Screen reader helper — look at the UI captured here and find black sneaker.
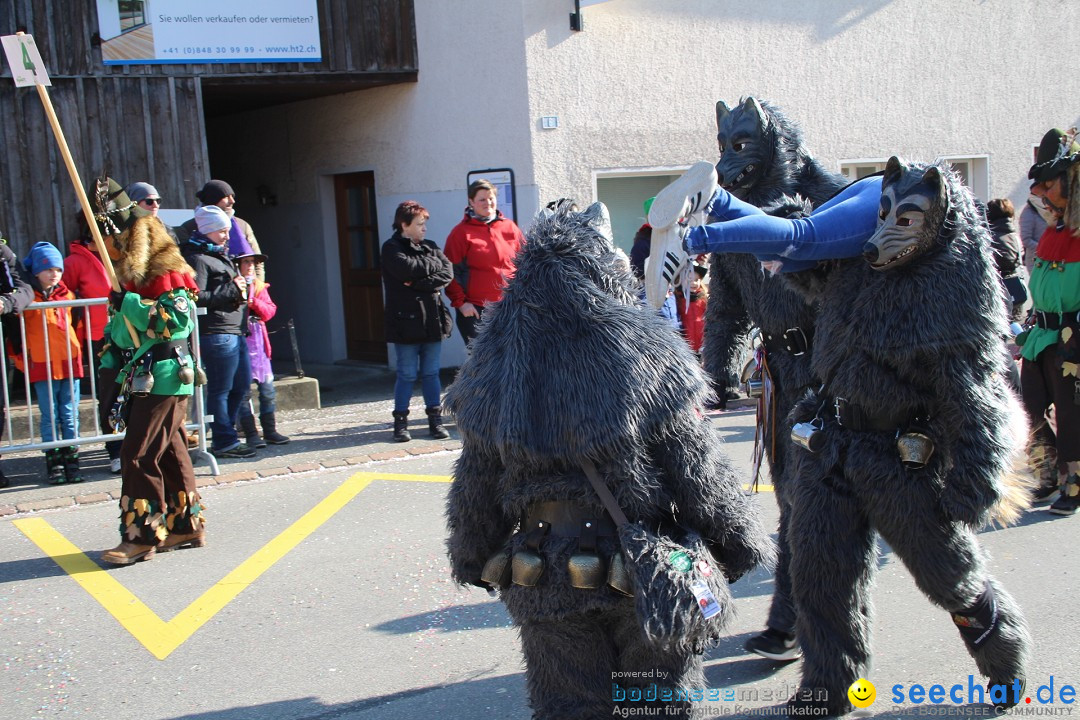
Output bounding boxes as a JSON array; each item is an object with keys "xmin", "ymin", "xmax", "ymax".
[
  {"xmin": 1031, "ymin": 481, "xmax": 1059, "ymax": 504},
  {"xmin": 744, "ymin": 628, "xmax": 802, "ymax": 661},
  {"xmin": 1048, "ymin": 491, "xmax": 1079, "ymax": 516},
  {"xmin": 212, "ymin": 443, "xmax": 256, "ymax": 459}
]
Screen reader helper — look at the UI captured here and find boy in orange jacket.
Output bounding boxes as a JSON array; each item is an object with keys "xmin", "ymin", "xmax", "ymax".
[{"xmin": 14, "ymin": 242, "xmax": 84, "ymax": 484}]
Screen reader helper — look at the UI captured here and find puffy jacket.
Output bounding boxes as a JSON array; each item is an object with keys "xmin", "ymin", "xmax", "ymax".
[
  {"xmin": 180, "ymin": 237, "xmax": 248, "ymax": 336},
  {"xmin": 444, "ymin": 211, "xmax": 523, "ymax": 308},
  {"xmin": 381, "ymin": 231, "xmax": 453, "ymax": 344},
  {"xmin": 13, "ymin": 280, "xmax": 84, "ymax": 382},
  {"xmin": 63, "ymin": 242, "xmax": 111, "ymax": 341}
]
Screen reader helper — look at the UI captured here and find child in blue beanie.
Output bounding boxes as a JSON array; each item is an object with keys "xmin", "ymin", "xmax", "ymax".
[{"xmin": 14, "ymin": 242, "xmax": 85, "ymax": 484}]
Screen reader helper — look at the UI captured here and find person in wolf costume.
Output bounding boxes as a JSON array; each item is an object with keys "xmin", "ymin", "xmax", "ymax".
[
  {"xmin": 652, "ymin": 97, "xmax": 847, "ymax": 662},
  {"xmin": 1020, "ymin": 128, "xmax": 1080, "ymax": 516},
  {"xmin": 95, "ymin": 178, "xmax": 205, "ymax": 565},
  {"xmin": 679, "ymin": 157, "xmax": 1032, "ymax": 715},
  {"xmin": 444, "ymin": 204, "xmax": 774, "ymax": 720}
]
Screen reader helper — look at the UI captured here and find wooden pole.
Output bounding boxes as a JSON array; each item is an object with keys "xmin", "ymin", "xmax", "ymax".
[{"xmin": 17, "ymin": 33, "xmax": 120, "ymax": 293}]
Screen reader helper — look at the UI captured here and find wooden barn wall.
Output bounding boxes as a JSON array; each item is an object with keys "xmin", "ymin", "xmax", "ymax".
[
  {"xmin": 0, "ymin": 77, "xmax": 207, "ymax": 255},
  {"xmin": 0, "ymin": 0, "xmax": 417, "ymax": 255}
]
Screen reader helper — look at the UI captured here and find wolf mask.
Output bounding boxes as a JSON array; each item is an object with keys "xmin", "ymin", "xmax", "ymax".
[{"xmin": 863, "ymin": 156, "xmax": 949, "ymax": 271}]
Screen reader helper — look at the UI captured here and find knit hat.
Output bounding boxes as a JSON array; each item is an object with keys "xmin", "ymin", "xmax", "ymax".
[
  {"xmin": 25, "ymin": 241, "xmax": 64, "ymax": 275},
  {"xmin": 125, "ymin": 182, "xmax": 160, "ymax": 203},
  {"xmin": 195, "ymin": 205, "xmax": 231, "ymax": 234},
  {"xmin": 91, "ymin": 176, "xmax": 135, "ymax": 236},
  {"xmin": 1029, "ymin": 128, "xmax": 1080, "ymax": 186},
  {"xmin": 195, "ymin": 179, "xmax": 235, "ymax": 206}
]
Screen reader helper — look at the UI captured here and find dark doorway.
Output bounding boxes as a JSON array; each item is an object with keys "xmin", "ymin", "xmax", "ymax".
[{"xmin": 333, "ymin": 171, "xmax": 386, "ymax": 362}]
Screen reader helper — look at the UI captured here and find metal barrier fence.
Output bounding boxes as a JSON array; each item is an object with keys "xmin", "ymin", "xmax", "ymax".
[{"xmin": 0, "ymin": 296, "xmax": 218, "ymax": 475}]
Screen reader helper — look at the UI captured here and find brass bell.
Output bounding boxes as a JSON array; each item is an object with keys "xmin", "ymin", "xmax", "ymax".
[
  {"xmin": 511, "ymin": 550, "xmax": 545, "ymax": 587},
  {"xmin": 480, "ymin": 550, "xmax": 511, "ymax": 589},
  {"xmin": 607, "ymin": 551, "xmax": 633, "ymax": 596},
  {"xmin": 567, "ymin": 552, "xmax": 604, "ymax": 589},
  {"xmin": 177, "ymin": 366, "xmax": 195, "ymax": 385},
  {"xmin": 897, "ymin": 431, "xmax": 935, "ymax": 469},
  {"xmin": 194, "ymin": 367, "xmax": 208, "ymax": 386},
  {"xmin": 130, "ymin": 371, "xmax": 155, "ymax": 397}
]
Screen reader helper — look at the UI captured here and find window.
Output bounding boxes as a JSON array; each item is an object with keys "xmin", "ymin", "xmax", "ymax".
[{"xmin": 839, "ymin": 155, "xmax": 989, "ymax": 201}]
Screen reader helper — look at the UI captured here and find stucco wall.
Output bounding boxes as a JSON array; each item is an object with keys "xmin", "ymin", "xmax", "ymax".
[
  {"xmin": 211, "ymin": 0, "xmax": 1080, "ymax": 368},
  {"xmin": 208, "ymin": 0, "xmax": 537, "ymax": 366},
  {"xmin": 523, "ymin": 0, "xmax": 1079, "ymax": 211}
]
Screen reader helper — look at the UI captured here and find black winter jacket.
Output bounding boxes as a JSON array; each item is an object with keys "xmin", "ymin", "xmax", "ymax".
[
  {"xmin": 180, "ymin": 238, "xmax": 248, "ymax": 336},
  {"xmin": 381, "ymin": 232, "xmax": 453, "ymax": 344}
]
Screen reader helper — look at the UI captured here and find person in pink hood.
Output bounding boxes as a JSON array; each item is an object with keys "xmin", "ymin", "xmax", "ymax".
[{"xmin": 234, "ymin": 251, "xmax": 289, "ymax": 446}]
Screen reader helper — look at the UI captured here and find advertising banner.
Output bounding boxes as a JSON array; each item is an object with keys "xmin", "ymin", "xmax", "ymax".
[{"xmin": 99, "ymin": 0, "xmax": 321, "ymax": 65}]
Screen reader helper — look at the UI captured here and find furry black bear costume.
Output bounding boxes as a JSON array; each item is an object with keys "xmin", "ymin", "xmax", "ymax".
[
  {"xmin": 781, "ymin": 158, "xmax": 1031, "ymax": 715},
  {"xmin": 705, "ymin": 97, "xmax": 846, "ymax": 651},
  {"xmin": 445, "ymin": 205, "xmax": 774, "ymax": 720}
]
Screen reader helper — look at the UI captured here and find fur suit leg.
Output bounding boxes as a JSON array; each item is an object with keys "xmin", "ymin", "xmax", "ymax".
[
  {"xmin": 786, "ymin": 467, "xmax": 877, "ymax": 716},
  {"xmin": 519, "ymin": 602, "xmax": 701, "ymax": 720},
  {"xmin": 869, "ymin": 489, "xmax": 1030, "ymax": 697}
]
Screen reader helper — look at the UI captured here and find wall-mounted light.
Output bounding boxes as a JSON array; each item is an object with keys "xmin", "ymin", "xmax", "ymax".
[
  {"xmin": 570, "ymin": 0, "xmax": 584, "ymax": 31},
  {"xmin": 256, "ymin": 184, "xmax": 277, "ymax": 207}
]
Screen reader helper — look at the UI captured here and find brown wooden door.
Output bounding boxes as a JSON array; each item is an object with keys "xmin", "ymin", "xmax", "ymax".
[{"xmin": 333, "ymin": 171, "xmax": 386, "ymax": 362}]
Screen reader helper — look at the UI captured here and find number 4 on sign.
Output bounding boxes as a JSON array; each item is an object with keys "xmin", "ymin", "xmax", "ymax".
[{"xmin": 1, "ymin": 33, "xmax": 51, "ymax": 87}]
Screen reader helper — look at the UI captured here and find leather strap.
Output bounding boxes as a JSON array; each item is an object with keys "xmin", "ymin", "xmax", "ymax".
[{"xmin": 580, "ymin": 458, "xmax": 629, "ymax": 528}]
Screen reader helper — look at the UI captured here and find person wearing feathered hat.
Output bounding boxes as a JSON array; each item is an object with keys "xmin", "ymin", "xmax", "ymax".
[
  {"xmin": 91, "ymin": 177, "xmax": 206, "ymax": 565},
  {"xmin": 1019, "ymin": 129, "xmax": 1080, "ymax": 516}
]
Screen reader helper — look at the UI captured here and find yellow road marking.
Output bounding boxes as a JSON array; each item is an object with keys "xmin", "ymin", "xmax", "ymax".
[
  {"xmin": 13, "ymin": 471, "xmax": 451, "ymax": 660},
  {"xmin": 12, "ymin": 470, "xmax": 767, "ymax": 659}
]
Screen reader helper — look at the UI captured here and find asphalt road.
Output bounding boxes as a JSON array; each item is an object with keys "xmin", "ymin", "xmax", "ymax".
[{"xmin": 1, "ymin": 408, "xmax": 1076, "ymax": 720}]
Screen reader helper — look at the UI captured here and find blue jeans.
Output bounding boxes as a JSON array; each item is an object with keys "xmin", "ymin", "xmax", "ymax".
[
  {"xmin": 34, "ymin": 379, "xmax": 80, "ymax": 443},
  {"xmin": 201, "ymin": 333, "xmax": 251, "ymax": 451},
  {"xmin": 238, "ymin": 378, "xmax": 277, "ymax": 419},
  {"xmin": 394, "ymin": 342, "xmax": 442, "ymax": 411},
  {"xmin": 688, "ymin": 175, "xmax": 883, "ymax": 272}
]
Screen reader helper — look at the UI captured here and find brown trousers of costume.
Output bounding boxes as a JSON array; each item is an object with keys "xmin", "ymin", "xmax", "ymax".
[
  {"xmin": 119, "ymin": 394, "xmax": 196, "ymax": 513},
  {"xmin": 1021, "ymin": 347, "xmax": 1080, "ymax": 467}
]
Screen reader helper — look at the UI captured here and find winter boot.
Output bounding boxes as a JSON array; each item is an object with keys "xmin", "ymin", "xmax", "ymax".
[
  {"xmin": 392, "ymin": 411, "xmax": 411, "ymax": 442},
  {"xmin": 238, "ymin": 412, "xmax": 266, "ymax": 448},
  {"xmin": 425, "ymin": 406, "xmax": 450, "ymax": 440},
  {"xmin": 260, "ymin": 412, "xmax": 290, "ymax": 445},
  {"xmin": 1027, "ymin": 442, "xmax": 1059, "ymax": 503},
  {"xmin": 0, "ymin": 464, "xmax": 8, "ymax": 489},
  {"xmin": 61, "ymin": 446, "xmax": 85, "ymax": 484},
  {"xmin": 45, "ymin": 449, "xmax": 66, "ymax": 485},
  {"xmin": 953, "ymin": 578, "xmax": 1031, "ymax": 709},
  {"xmin": 1048, "ymin": 462, "xmax": 1080, "ymax": 517}
]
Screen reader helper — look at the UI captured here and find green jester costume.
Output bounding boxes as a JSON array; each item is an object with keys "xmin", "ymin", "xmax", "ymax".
[{"xmin": 97, "ymin": 180, "xmax": 206, "ymax": 565}]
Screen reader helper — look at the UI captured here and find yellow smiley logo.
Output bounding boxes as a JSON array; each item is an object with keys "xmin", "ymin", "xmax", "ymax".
[{"xmin": 848, "ymin": 678, "xmax": 876, "ymax": 708}]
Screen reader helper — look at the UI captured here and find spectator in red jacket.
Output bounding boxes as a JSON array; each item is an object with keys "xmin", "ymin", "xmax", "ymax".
[
  {"xmin": 443, "ymin": 179, "xmax": 525, "ymax": 346},
  {"xmin": 675, "ymin": 262, "xmax": 709, "ymax": 359}
]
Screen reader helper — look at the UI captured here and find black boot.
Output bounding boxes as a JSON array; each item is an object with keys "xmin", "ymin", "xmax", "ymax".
[
  {"xmin": 425, "ymin": 406, "xmax": 450, "ymax": 440},
  {"xmin": 0, "ymin": 465, "xmax": 9, "ymax": 489},
  {"xmin": 392, "ymin": 411, "xmax": 411, "ymax": 442},
  {"xmin": 260, "ymin": 412, "xmax": 290, "ymax": 445},
  {"xmin": 45, "ymin": 449, "xmax": 66, "ymax": 485},
  {"xmin": 239, "ymin": 412, "xmax": 267, "ymax": 448},
  {"xmin": 62, "ymin": 447, "xmax": 85, "ymax": 484}
]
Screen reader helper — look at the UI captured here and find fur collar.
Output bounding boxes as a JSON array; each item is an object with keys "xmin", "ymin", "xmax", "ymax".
[{"xmin": 115, "ymin": 216, "xmax": 195, "ymax": 291}]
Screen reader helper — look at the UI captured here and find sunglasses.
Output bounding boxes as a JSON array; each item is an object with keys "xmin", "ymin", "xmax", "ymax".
[{"xmin": 140, "ymin": 198, "xmax": 161, "ymax": 206}]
